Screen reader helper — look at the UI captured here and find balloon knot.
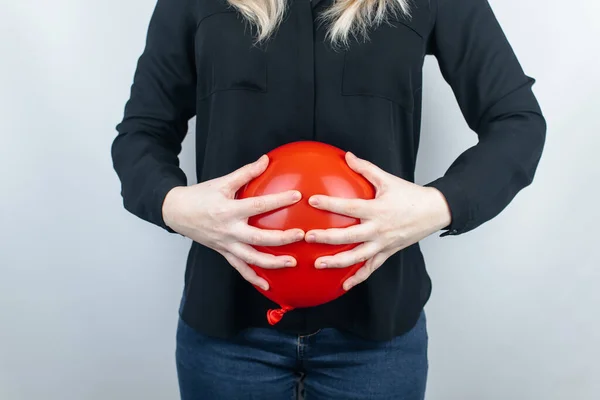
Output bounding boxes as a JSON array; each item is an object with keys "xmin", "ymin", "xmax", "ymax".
[{"xmin": 266, "ymin": 306, "xmax": 293, "ymax": 325}]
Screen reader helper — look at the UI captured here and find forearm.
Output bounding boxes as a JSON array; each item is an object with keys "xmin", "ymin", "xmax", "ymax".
[
  {"xmin": 111, "ymin": 129, "xmax": 188, "ymax": 231},
  {"xmin": 426, "ymin": 104, "xmax": 546, "ymax": 235}
]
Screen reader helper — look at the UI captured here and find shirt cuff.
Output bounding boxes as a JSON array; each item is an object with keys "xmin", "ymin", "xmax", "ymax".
[
  {"xmin": 424, "ymin": 176, "xmax": 473, "ymax": 237},
  {"xmin": 150, "ymin": 175, "xmax": 187, "ymax": 233}
]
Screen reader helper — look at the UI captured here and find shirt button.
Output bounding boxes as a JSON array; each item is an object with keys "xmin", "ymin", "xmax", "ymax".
[{"xmin": 440, "ymin": 229, "xmax": 458, "ymax": 237}]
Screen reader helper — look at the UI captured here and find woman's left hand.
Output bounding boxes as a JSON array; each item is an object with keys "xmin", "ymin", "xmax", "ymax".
[{"xmin": 305, "ymin": 152, "xmax": 452, "ymax": 291}]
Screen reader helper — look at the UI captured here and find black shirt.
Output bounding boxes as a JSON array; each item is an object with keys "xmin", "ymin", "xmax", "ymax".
[{"xmin": 111, "ymin": 0, "xmax": 546, "ymax": 340}]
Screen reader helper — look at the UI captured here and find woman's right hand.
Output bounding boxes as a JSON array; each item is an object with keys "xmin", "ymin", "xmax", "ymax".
[{"xmin": 162, "ymin": 155, "xmax": 304, "ymax": 291}]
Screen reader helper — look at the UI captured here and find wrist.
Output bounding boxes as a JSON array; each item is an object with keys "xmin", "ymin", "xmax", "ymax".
[
  {"xmin": 162, "ymin": 186, "xmax": 186, "ymax": 228},
  {"xmin": 423, "ymin": 186, "xmax": 452, "ymax": 232}
]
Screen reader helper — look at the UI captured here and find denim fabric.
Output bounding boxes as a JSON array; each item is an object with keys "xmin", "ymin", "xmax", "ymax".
[{"xmin": 176, "ymin": 312, "xmax": 428, "ymax": 400}]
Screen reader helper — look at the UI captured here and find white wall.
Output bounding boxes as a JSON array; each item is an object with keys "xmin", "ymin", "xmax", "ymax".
[{"xmin": 1, "ymin": 1, "xmax": 598, "ymax": 399}]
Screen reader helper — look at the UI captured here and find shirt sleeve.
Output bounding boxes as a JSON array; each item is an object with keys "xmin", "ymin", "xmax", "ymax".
[
  {"xmin": 424, "ymin": 0, "xmax": 547, "ymax": 236},
  {"xmin": 111, "ymin": 0, "xmax": 196, "ymax": 232}
]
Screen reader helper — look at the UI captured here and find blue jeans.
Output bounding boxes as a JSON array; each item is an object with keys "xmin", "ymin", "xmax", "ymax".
[{"xmin": 175, "ymin": 312, "xmax": 428, "ymax": 399}]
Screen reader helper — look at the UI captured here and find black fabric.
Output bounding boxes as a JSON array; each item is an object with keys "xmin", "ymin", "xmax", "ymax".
[{"xmin": 112, "ymin": 0, "xmax": 546, "ymax": 340}]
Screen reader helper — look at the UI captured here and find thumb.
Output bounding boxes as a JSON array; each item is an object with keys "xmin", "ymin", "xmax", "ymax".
[
  {"xmin": 345, "ymin": 152, "xmax": 387, "ymax": 190},
  {"xmin": 224, "ymin": 154, "xmax": 269, "ymax": 193}
]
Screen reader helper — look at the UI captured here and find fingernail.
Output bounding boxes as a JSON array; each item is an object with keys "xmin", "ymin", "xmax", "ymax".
[
  {"xmin": 306, "ymin": 234, "xmax": 315, "ymax": 242},
  {"xmin": 285, "ymin": 260, "xmax": 294, "ymax": 267},
  {"xmin": 309, "ymin": 197, "xmax": 319, "ymax": 205},
  {"xmin": 296, "ymin": 231, "xmax": 305, "ymax": 240},
  {"xmin": 292, "ymin": 191, "xmax": 301, "ymax": 200},
  {"xmin": 261, "ymin": 284, "xmax": 269, "ymax": 291},
  {"xmin": 317, "ymin": 262, "xmax": 327, "ymax": 269}
]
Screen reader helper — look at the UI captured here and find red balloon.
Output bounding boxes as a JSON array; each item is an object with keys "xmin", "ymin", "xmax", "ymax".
[{"xmin": 236, "ymin": 141, "xmax": 376, "ymax": 325}]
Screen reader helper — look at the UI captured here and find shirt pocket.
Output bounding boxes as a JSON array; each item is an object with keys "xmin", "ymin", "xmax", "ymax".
[
  {"xmin": 195, "ymin": 11, "xmax": 268, "ymax": 100},
  {"xmin": 341, "ymin": 17, "xmax": 426, "ymax": 112}
]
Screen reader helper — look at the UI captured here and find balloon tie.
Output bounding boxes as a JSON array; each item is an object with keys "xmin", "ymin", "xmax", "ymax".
[{"xmin": 266, "ymin": 306, "xmax": 293, "ymax": 325}]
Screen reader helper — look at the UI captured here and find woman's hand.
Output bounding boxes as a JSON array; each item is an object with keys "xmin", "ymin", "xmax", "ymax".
[
  {"xmin": 305, "ymin": 152, "xmax": 452, "ymax": 291},
  {"xmin": 162, "ymin": 155, "xmax": 305, "ymax": 291}
]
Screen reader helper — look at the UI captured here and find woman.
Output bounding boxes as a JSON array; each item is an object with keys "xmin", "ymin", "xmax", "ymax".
[{"xmin": 111, "ymin": 0, "xmax": 546, "ymax": 398}]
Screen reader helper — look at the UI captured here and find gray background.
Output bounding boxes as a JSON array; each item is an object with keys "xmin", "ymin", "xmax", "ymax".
[{"xmin": 1, "ymin": 0, "xmax": 599, "ymax": 399}]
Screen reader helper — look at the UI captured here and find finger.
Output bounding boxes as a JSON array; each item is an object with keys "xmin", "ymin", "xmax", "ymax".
[
  {"xmin": 315, "ymin": 242, "xmax": 379, "ymax": 269},
  {"xmin": 343, "ymin": 252, "xmax": 389, "ymax": 291},
  {"xmin": 233, "ymin": 190, "xmax": 302, "ymax": 218},
  {"xmin": 230, "ymin": 242, "xmax": 296, "ymax": 269},
  {"xmin": 234, "ymin": 224, "xmax": 305, "ymax": 247},
  {"xmin": 345, "ymin": 152, "xmax": 388, "ymax": 191},
  {"xmin": 308, "ymin": 195, "xmax": 371, "ymax": 218},
  {"xmin": 221, "ymin": 251, "xmax": 269, "ymax": 291},
  {"xmin": 305, "ymin": 223, "xmax": 374, "ymax": 245},
  {"xmin": 223, "ymin": 155, "xmax": 269, "ymax": 193}
]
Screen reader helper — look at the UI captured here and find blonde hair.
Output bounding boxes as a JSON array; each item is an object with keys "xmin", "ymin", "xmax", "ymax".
[{"xmin": 227, "ymin": 0, "xmax": 412, "ymax": 47}]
